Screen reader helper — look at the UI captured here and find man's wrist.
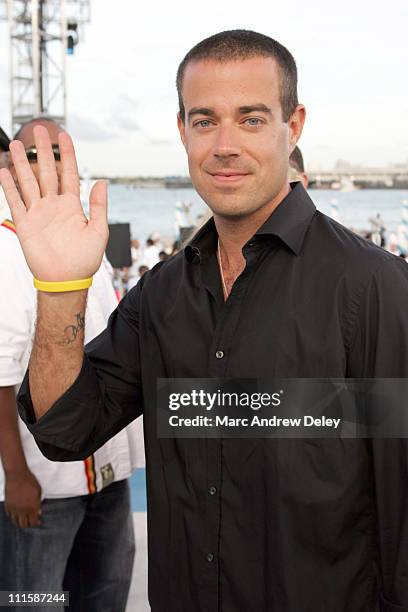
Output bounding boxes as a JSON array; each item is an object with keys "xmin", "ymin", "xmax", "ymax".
[
  {"xmin": 34, "ymin": 277, "xmax": 93, "ymax": 292},
  {"xmin": 4, "ymin": 463, "xmax": 30, "ymax": 478},
  {"xmin": 37, "ymin": 288, "xmax": 88, "ymax": 302}
]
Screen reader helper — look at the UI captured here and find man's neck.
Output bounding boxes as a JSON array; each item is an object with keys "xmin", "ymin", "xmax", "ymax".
[
  {"xmin": 212, "ymin": 182, "xmax": 291, "ymax": 300},
  {"xmin": 214, "ymin": 182, "xmax": 291, "ymax": 268}
]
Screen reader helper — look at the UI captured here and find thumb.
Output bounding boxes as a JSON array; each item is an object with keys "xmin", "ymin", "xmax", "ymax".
[{"xmin": 89, "ymin": 180, "xmax": 108, "ymax": 226}]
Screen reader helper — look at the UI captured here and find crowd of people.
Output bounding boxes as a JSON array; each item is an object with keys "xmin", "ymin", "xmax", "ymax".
[
  {"xmin": 111, "ymin": 146, "xmax": 408, "ymax": 300},
  {"xmin": 113, "ymin": 234, "xmax": 181, "ymax": 296}
]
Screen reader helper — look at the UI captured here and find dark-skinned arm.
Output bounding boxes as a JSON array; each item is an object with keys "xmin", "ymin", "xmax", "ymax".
[{"xmin": 0, "ymin": 386, "xmax": 41, "ymax": 528}]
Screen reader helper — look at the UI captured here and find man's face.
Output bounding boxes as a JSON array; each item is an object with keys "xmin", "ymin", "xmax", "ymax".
[
  {"xmin": 178, "ymin": 57, "xmax": 305, "ymax": 219},
  {"xmin": 9, "ymin": 120, "xmax": 62, "ymax": 191}
]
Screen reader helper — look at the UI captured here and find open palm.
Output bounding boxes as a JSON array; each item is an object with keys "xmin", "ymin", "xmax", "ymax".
[{"xmin": 0, "ymin": 126, "xmax": 108, "ymax": 282}]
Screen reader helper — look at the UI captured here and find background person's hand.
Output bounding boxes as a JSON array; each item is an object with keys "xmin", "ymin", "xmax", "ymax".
[
  {"xmin": 0, "ymin": 125, "xmax": 108, "ymax": 282},
  {"xmin": 4, "ymin": 469, "xmax": 42, "ymax": 529}
]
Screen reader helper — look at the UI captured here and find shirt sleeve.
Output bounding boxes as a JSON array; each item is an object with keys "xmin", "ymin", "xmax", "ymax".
[
  {"xmin": 0, "ymin": 231, "xmax": 35, "ymax": 386},
  {"xmin": 347, "ymin": 256, "xmax": 408, "ymax": 378},
  {"xmin": 348, "ymin": 256, "xmax": 408, "ymax": 609},
  {"xmin": 17, "ymin": 281, "xmax": 144, "ymax": 462}
]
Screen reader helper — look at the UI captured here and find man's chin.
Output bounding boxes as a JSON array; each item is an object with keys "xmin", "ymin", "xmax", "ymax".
[
  {"xmin": 208, "ymin": 202, "xmax": 259, "ymax": 220},
  {"xmin": 193, "ymin": 182, "xmax": 266, "ymax": 219}
]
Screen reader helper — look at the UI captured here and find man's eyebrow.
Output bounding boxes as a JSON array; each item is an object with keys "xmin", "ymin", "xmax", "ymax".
[
  {"xmin": 187, "ymin": 108, "xmax": 216, "ymax": 120},
  {"xmin": 187, "ymin": 104, "xmax": 272, "ymax": 121},
  {"xmin": 238, "ymin": 104, "xmax": 272, "ymax": 114}
]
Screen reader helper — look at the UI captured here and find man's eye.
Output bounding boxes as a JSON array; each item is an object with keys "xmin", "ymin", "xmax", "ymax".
[
  {"xmin": 244, "ymin": 117, "xmax": 263, "ymax": 126},
  {"xmin": 194, "ymin": 120, "xmax": 212, "ymax": 128}
]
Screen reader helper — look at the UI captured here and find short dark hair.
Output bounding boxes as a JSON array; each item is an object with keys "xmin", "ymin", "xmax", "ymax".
[
  {"xmin": 289, "ymin": 146, "xmax": 304, "ymax": 174},
  {"xmin": 176, "ymin": 29, "xmax": 298, "ymax": 123}
]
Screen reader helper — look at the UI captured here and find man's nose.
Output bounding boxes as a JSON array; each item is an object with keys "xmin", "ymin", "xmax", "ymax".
[{"xmin": 212, "ymin": 125, "xmax": 241, "ymax": 159}]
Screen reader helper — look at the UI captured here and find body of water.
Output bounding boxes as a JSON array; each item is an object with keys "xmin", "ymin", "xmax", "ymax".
[{"xmin": 107, "ymin": 185, "xmax": 408, "ymax": 245}]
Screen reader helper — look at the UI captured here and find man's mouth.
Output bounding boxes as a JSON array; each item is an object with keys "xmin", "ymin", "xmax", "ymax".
[{"xmin": 209, "ymin": 171, "xmax": 250, "ymax": 183}]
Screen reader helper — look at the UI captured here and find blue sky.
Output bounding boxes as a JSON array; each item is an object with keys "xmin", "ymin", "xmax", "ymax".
[{"xmin": 1, "ymin": 0, "xmax": 407, "ymax": 176}]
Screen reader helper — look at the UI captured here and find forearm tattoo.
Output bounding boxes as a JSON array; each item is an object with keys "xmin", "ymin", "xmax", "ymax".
[{"xmin": 60, "ymin": 312, "xmax": 85, "ymax": 345}]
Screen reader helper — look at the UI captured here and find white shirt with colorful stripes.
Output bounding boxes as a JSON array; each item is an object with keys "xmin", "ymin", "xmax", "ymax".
[{"xmin": 0, "ymin": 212, "xmax": 145, "ymax": 499}]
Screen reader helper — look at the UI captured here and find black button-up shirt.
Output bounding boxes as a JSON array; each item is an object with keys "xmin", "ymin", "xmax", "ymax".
[{"xmin": 18, "ymin": 183, "xmax": 408, "ymax": 611}]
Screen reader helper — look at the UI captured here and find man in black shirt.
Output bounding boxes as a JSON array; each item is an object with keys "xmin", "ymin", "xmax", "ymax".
[{"xmin": 1, "ymin": 30, "xmax": 408, "ymax": 612}]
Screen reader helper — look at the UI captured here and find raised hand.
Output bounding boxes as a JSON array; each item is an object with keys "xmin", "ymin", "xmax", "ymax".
[{"xmin": 0, "ymin": 125, "xmax": 108, "ymax": 282}]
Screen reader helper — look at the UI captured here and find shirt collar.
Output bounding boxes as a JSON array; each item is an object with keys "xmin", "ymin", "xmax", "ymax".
[
  {"xmin": 254, "ymin": 181, "xmax": 316, "ymax": 255},
  {"xmin": 185, "ymin": 217, "xmax": 217, "ymax": 264},
  {"xmin": 184, "ymin": 181, "xmax": 316, "ymax": 262}
]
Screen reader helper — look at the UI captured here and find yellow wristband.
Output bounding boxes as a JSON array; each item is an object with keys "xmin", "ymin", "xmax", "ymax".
[{"xmin": 33, "ymin": 277, "xmax": 93, "ymax": 292}]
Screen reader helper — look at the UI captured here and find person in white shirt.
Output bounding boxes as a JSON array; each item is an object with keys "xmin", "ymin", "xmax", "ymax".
[
  {"xmin": 130, "ymin": 238, "xmax": 142, "ymax": 267},
  {"xmin": 0, "ymin": 118, "xmax": 143, "ymax": 612},
  {"xmin": 141, "ymin": 237, "xmax": 160, "ymax": 268},
  {"xmin": 0, "ymin": 138, "xmax": 10, "ymax": 221},
  {"xmin": 0, "ymin": 186, "xmax": 9, "ymax": 223},
  {"xmin": 150, "ymin": 231, "xmax": 164, "ymax": 252},
  {"xmin": 127, "ymin": 264, "xmax": 149, "ymax": 291}
]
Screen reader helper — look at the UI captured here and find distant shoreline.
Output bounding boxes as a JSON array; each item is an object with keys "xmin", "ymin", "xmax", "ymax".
[{"xmin": 94, "ymin": 176, "xmax": 408, "ymax": 190}]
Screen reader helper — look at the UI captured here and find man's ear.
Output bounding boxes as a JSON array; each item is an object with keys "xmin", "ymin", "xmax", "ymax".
[
  {"xmin": 288, "ymin": 104, "xmax": 306, "ymax": 151},
  {"xmin": 177, "ymin": 112, "xmax": 187, "ymax": 149}
]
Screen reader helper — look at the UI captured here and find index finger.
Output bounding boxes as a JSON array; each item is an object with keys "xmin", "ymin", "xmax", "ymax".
[{"xmin": 59, "ymin": 131, "xmax": 80, "ymax": 197}]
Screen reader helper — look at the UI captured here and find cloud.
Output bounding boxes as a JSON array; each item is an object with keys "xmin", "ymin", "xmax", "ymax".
[
  {"xmin": 111, "ymin": 112, "xmax": 140, "ymax": 132},
  {"xmin": 109, "ymin": 95, "xmax": 141, "ymax": 133},
  {"xmin": 118, "ymin": 94, "xmax": 140, "ymax": 109},
  {"xmin": 311, "ymin": 145, "xmax": 332, "ymax": 151},
  {"xmin": 68, "ymin": 114, "xmax": 116, "ymax": 141},
  {"xmin": 146, "ymin": 137, "xmax": 175, "ymax": 146}
]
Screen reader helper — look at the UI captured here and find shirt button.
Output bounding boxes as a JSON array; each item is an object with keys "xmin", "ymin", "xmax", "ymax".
[
  {"xmin": 206, "ymin": 552, "xmax": 214, "ymax": 563},
  {"xmin": 215, "ymin": 350, "xmax": 224, "ymax": 359},
  {"xmin": 209, "ymin": 486, "xmax": 217, "ymax": 496}
]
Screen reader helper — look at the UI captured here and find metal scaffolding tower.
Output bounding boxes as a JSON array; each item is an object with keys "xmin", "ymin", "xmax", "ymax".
[{"xmin": 1, "ymin": 0, "xmax": 90, "ymax": 135}]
